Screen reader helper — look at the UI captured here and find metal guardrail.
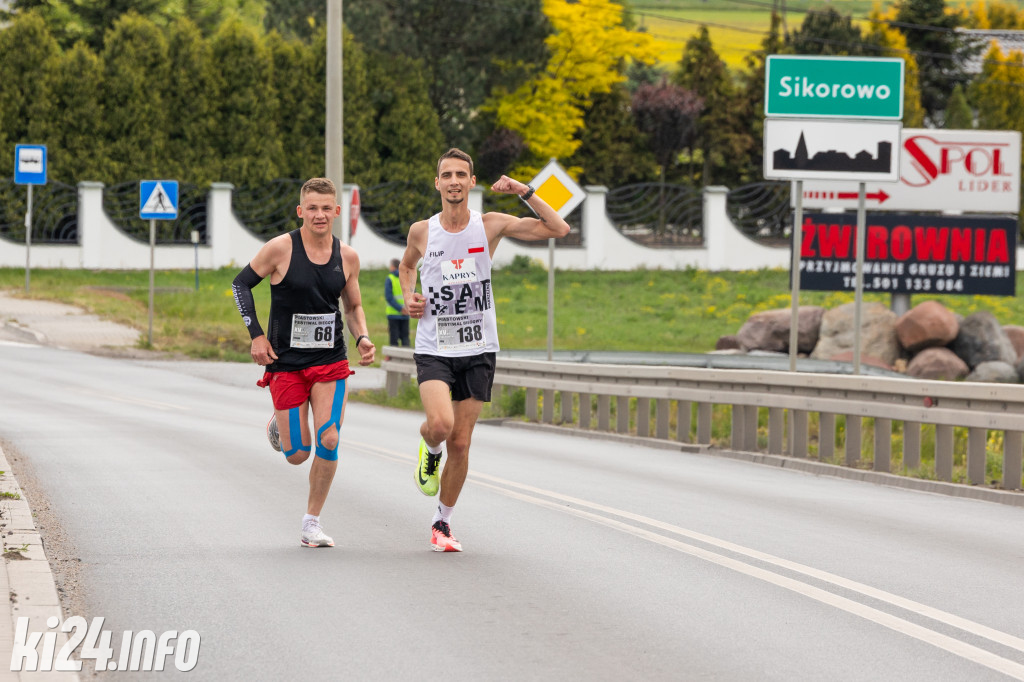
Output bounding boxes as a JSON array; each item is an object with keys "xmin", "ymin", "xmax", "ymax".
[{"xmin": 381, "ymin": 346, "xmax": 1024, "ymax": 493}]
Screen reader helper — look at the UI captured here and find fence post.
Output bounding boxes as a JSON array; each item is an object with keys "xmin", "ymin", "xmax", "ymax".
[
  {"xmin": 703, "ymin": 186, "xmax": 729, "ymax": 270},
  {"xmin": 77, "ymin": 181, "xmax": 105, "ymax": 268},
  {"xmin": 208, "ymin": 182, "xmax": 235, "ymax": 268},
  {"xmin": 583, "ymin": 185, "xmax": 607, "ymax": 270}
]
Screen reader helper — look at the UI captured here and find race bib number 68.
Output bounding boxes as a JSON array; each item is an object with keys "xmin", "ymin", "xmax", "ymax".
[{"xmin": 291, "ymin": 313, "xmax": 335, "ymax": 349}]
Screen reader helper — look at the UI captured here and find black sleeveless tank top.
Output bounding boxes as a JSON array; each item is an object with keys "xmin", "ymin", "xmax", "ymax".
[{"xmin": 266, "ymin": 230, "xmax": 348, "ymax": 372}]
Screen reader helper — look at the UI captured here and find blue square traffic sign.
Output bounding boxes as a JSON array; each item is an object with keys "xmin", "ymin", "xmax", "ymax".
[
  {"xmin": 14, "ymin": 145, "xmax": 47, "ymax": 185},
  {"xmin": 139, "ymin": 180, "xmax": 179, "ymax": 220}
]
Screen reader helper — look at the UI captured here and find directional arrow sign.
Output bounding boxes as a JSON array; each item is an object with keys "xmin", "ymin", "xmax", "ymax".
[
  {"xmin": 794, "ymin": 128, "xmax": 1021, "ymax": 212},
  {"xmin": 809, "ymin": 189, "xmax": 892, "ymax": 204}
]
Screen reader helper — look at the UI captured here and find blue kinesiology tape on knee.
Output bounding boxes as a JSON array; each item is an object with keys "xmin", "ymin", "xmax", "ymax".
[
  {"xmin": 283, "ymin": 407, "xmax": 310, "ymax": 457},
  {"xmin": 315, "ymin": 379, "xmax": 346, "ymax": 461}
]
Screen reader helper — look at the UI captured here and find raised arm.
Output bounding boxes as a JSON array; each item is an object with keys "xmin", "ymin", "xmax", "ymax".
[{"xmin": 487, "ymin": 175, "xmax": 571, "ymax": 242}]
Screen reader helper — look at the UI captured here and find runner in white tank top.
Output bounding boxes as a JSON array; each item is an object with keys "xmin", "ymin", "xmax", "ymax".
[
  {"xmin": 398, "ymin": 148, "xmax": 571, "ymax": 552},
  {"xmin": 415, "ymin": 210, "xmax": 500, "ymax": 357}
]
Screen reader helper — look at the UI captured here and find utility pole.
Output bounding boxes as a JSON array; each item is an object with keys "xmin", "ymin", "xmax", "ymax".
[{"xmin": 326, "ymin": 0, "xmax": 345, "ymax": 241}]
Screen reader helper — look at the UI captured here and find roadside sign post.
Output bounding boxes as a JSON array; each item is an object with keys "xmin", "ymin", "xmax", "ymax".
[
  {"xmin": 350, "ymin": 187, "xmax": 360, "ymax": 239},
  {"xmin": 191, "ymin": 230, "xmax": 200, "ymax": 291},
  {"xmin": 14, "ymin": 144, "xmax": 48, "ymax": 292},
  {"xmin": 139, "ymin": 180, "xmax": 179, "ymax": 346},
  {"xmin": 764, "ymin": 56, "xmax": 903, "ymax": 375},
  {"xmin": 854, "ymin": 184, "xmax": 868, "ymax": 375},
  {"xmin": 528, "ymin": 159, "xmax": 586, "ymax": 361},
  {"xmin": 788, "ymin": 180, "xmax": 803, "ymax": 372}
]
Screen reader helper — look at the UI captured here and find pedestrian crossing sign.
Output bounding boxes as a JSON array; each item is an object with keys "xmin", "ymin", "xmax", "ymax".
[
  {"xmin": 139, "ymin": 180, "xmax": 179, "ymax": 220},
  {"xmin": 528, "ymin": 159, "xmax": 585, "ymax": 219}
]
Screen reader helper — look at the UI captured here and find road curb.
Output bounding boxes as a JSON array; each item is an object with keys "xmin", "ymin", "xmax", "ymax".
[
  {"xmin": 0, "ymin": 444, "xmax": 79, "ymax": 681},
  {"xmin": 492, "ymin": 419, "xmax": 1024, "ymax": 509}
]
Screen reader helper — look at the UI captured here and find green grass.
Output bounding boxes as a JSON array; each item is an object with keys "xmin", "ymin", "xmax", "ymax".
[{"xmin": 5, "ymin": 263, "xmax": 1024, "ymax": 361}]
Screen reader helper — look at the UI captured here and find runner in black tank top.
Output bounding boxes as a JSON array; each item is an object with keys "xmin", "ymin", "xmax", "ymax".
[
  {"xmin": 231, "ymin": 178, "xmax": 376, "ymax": 549},
  {"xmin": 266, "ymin": 230, "xmax": 348, "ymax": 373}
]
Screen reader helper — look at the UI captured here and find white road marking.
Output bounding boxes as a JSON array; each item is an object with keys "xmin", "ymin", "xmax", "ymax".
[
  {"xmin": 355, "ymin": 440, "xmax": 1024, "ymax": 679},
  {"xmin": 70, "ymin": 387, "xmax": 189, "ymax": 412}
]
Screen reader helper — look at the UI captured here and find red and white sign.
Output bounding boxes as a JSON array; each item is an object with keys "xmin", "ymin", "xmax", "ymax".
[
  {"xmin": 794, "ymin": 128, "xmax": 1021, "ymax": 212},
  {"xmin": 350, "ymin": 187, "xmax": 360, "ymax": 237}
]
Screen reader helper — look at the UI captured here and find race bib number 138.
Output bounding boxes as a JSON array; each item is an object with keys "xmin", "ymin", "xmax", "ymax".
[{"xmin": 436, "ymin": 313, "xmax": 485, "ymax": 352}]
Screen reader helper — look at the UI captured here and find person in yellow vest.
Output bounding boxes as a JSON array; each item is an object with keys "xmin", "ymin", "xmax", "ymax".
[{"xmin": 385, "ymin": 258, "xmax": 410, "ymax": 347}]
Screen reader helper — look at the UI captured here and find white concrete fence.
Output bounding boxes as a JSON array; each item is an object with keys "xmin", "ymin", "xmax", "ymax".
[{"xmin": 0, "ymin": 182, "xmax": 794, "ymax": 271}]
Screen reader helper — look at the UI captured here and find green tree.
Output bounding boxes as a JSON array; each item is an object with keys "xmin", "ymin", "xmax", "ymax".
[
  {"xmin": 632, "ymin": 80, "xmax": 703, "ymax": 185},
  {"xmin": 734, "ymin": 13, "xmax": 787, "ymax": 185},
  {"xmin": 863, "ymin": 7, "xmax": 926, "ymax": 128},
  {"xmin": 490, "ymin": 0, "xmax": 659, "ymax": 178},
  {"xmin": 370, "ymin": 54, "xmax": 443, "ymax": 183},
  {"xmin": 569, "ymin": 85, "xmax": 657, "ymax": 187},
  {"xmin": 0, "ymin": 11, "xmax": 60, "ymax": 166},
  {"xmin": 893, "ymin": 0, "xmax": 976, "ymax": 125},
  {"xmin": 344, "ymin": 0, "xmax": 549, "ymax": 152},
  {"xmin": 263, "ymin": 0, "xmax": 324, "ymax": 41},
  {"xmin": 336, "ymin": 27, "xmax": 381, "ymax": 188},
  {"xmin": 675, "ymin": 26, "xmax": 753, "ymax": 187},
  {"xmin": 786, "ymin": 7, "xmax": 865, "ymax": 56},
  {"xmin": 267, "ymin": 31, "xmax": 320, "ymax": 180},
  {"xmin": 100, "ymin": 13, "xmax": 170, "ymax": 181},
  {"xmin": 0, "ymin": 0, "xmax": 92, "ymax": 48},
  {"xmin": 164, "ymin": 17, "xmax": 220, "ymax": 184},
  {"xmin": 49, "ymin": 41, "xmax": 110, "ymax": 182},
  {"xmin": 209, "ymin": 20, "xmax": 284, "ymax": 186},
  {"xmin": 973, "ymin": 44, "xmax": 1024, "ymax": 132},
  {"xmin": 944, "ymin": 83, "xmax": 974, "ymax": 128}
]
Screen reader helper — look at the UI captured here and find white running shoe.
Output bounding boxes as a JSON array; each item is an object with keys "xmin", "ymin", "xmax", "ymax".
[
  {"xmin": 267, "ymin": 415, "xmax": 281, "ymax": 452},
  {"xmin": 301, "ymin": 520, "xmax": 334, "ymax": 548}
]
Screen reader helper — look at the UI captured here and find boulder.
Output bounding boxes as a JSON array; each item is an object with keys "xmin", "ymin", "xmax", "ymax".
[
  {"xmin": 895, "ymin": 301, "xmax": 958, "ymax": 353},
  {"xmin": 736, "ymin": 306, "xmax": 824, "ymax": 354},
  {"xmin": 811, "ymin": 302, "xmax": 900, "ymax": 366},
  {"xmin": 951, "ymin": 311, "xmax": 1017, "ymax": 369},
  {"xmin": 715, "ymin": 335, "xmax": 742, "ymax": 351},
  {"xmin": 906, "ymin": 347, "xmax": 969, "ymax": 381},
  {"xmin": 966, "ymin": 361, "xmax": 1019, "ymax": 384},
  {"xmin": 1004, "ymin": 325, "xmax": 1024, "ymax": 362}
]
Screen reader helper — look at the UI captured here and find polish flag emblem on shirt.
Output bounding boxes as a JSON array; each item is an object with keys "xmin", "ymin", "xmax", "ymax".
[{"xmin": 468, "ymin": 243, "xmax": 485, "ymax": 254}]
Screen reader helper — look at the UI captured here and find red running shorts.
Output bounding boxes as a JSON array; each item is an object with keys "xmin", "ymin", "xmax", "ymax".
[{"xmin": 257, "ymin": 360, "xmax": 353, "ymax": 410}]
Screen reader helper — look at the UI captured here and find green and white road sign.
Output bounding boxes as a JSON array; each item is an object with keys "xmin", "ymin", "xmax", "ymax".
[{"xmin": 765, "ymin": 55, "xmax": 904, "ymax": 120}]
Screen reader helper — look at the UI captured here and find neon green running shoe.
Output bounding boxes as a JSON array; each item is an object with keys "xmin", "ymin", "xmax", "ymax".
[{"xmin": 415, "ymin": 438, "xmax": 441, "ymax": 496}]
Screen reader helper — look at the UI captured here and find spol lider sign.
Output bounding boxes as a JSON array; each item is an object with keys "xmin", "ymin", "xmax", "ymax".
[
  {"xmin": 765, "ymin": 55, "xmax": 904, "ymax": 120},
  {"xmin": 796, "ymin": 212, "xmax": 1017, "ymax": 296}
]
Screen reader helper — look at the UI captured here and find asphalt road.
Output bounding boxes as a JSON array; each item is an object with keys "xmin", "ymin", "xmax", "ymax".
[{"xmin": 2, "ymin": 341, "xmax": 1024, "ymax": 681}]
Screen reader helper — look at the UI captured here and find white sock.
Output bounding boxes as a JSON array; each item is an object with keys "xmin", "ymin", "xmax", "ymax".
[
  {"xmin": 432, "ymin": 503, "xmax": 454, "ymax": 525},
  {"xmin": 427, "ymin": 442, "xmax": 443, "ymax": 455},
  {"xmin": 302, "ymin": 514, "xmax": 318, "ymax": 528}
]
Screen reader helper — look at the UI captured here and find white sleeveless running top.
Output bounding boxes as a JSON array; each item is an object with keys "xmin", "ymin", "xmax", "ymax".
[{"xmin": 414, "ymin": 210, "xmax": 500, "ymax": 356}]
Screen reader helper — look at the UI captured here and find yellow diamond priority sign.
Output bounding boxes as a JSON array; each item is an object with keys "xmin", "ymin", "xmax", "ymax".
[{"xmin": 529, "ymin": 159, "xmax": 585, "ymax": 219}]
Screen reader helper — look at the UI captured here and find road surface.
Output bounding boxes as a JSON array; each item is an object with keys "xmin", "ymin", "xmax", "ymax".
[{"xmin": 1, "ymin": 341, "xmax": 1023, "ymax": 681}]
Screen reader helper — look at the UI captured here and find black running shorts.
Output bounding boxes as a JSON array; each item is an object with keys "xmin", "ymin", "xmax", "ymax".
[{"xmin": 414, "ymin": 352, "xmax": 497, "ymax": 402}]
